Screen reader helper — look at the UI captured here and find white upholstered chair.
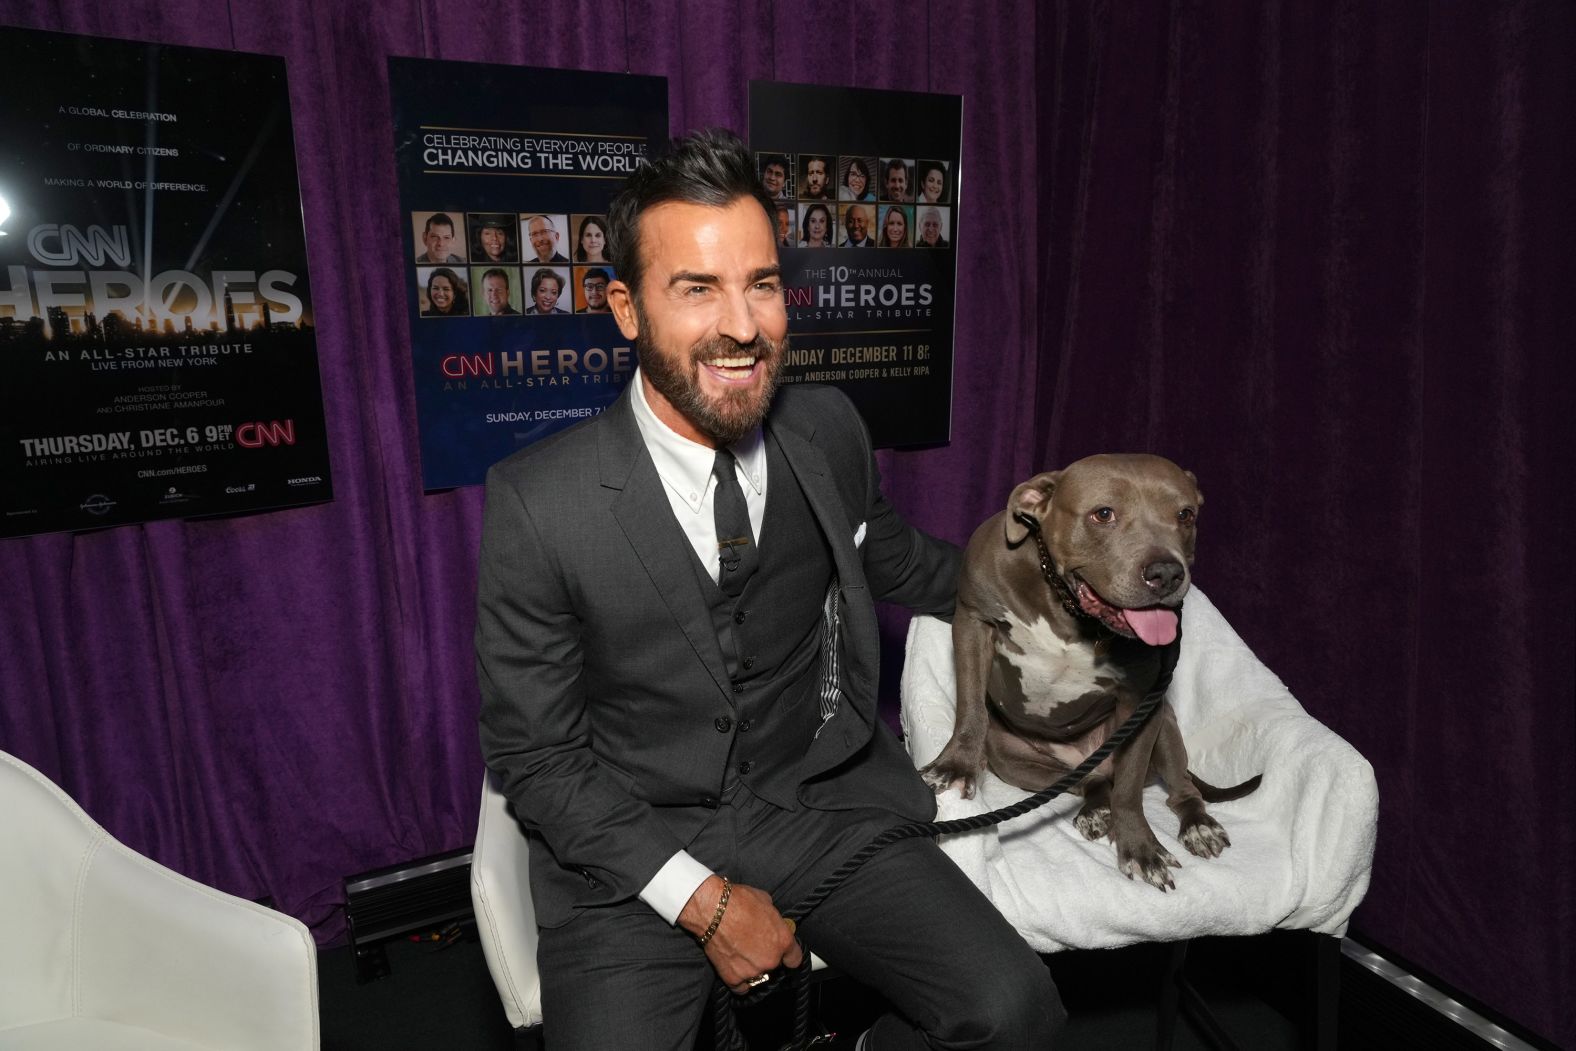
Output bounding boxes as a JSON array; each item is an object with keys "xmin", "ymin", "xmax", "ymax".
[
  {"xmin": 470, "ymin": 767, "xmax": 830, "ymax": 1035},
  {"xmin": 901, "ymin": 588, "xmax": 1378, "ymax": 1048},
  {"xmin": 470, "ymin": 768, "xmax": 545, "ymax": 1031},
  {"xmin": 0, "ymin": 748, "xmax": 319, "ymax": 1051}
]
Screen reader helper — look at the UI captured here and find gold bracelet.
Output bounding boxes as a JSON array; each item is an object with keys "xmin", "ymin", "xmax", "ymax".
[{"xmin": 697, "ymin": 877, "xmax": 732, "ymax": 947}]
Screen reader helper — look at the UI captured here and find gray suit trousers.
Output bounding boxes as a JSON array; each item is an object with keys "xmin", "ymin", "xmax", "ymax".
[{"xmin": 536, "ymin": 788, "xmax": 1064, "ymax": 1050}]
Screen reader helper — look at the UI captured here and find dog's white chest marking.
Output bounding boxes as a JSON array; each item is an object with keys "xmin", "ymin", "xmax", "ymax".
[{"xmin": 994, "ymin": 611, "xmax": 1107, "ymax": 718}]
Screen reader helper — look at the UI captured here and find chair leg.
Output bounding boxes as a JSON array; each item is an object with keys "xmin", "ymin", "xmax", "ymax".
[
  {"xmin": 1155, "ymin": 940, "xmax": 1188, "ymax": 1051},
  {"xmin": 1302, "ymin": 933, "xmax": 1340, "ymax": 1051}
]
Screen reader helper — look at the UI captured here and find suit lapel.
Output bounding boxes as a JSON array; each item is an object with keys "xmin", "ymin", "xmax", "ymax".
[
  {"xmin": 767, "ymin": 414, "xmax": 879, "ymax": 743},
  {"xmin": 600, "ymin": 391, "xmax": 733, "ymax": 704}
]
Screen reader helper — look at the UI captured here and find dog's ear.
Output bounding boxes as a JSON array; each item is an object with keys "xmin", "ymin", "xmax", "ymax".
[
  {"xmin": 1004, "ymin": 472, "xmax": 1060, "ymax": 544},
  {"xmin": 1184, "ymin": 469, "xmax": 1204, "ymax": 509}
]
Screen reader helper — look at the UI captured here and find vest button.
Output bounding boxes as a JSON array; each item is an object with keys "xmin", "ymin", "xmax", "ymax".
[
  {"xmin": 701, "ymin": 795, "xmax": 719, "ymax": 809},
  {"xmin": 742, "ymin": 656, "xmax": 755, "ymax": 670},
  {"xmin": 738, "ymin": 718, "xmax": 753, "ymax": 733},
  {"xmin": 731, "ymin": 681, "xmax": 744, "ymax": 694},
  {"xmin": 714, "ymin": 716, "xmax": 733, "ymax": 733},
  {"xmin": 733, "ymin": 609, "xmax": 748, "ymax": 624},
  {"xmin": 737, "ymin": 760, "xmax": 753, "ymax": 775}
]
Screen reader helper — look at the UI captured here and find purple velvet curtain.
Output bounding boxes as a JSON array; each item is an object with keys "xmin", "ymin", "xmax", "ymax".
[{"xmin": 0, "ymin": 1, "xmax": 1569, "ymax": 1045}]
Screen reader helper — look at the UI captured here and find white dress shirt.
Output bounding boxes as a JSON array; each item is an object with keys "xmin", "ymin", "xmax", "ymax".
[{"xmin": 629, "ymin": 371, "xmax": 768, "ymax": 924}]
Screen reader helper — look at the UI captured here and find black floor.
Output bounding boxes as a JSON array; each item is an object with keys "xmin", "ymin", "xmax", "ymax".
[{"xmin": 318, "ymin": 927, "xmax": 1376, "ymax": 1050}]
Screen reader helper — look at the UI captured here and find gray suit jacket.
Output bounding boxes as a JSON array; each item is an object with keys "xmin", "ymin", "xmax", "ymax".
[{"xmin": 476, "ymin": 382, "xmax": 959, "ymax": 925}]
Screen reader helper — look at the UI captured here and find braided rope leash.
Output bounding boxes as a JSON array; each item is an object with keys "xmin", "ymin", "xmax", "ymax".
[{"xmin": 713, "ymin": 512, "xmax": 1178, "ymax": 1050}]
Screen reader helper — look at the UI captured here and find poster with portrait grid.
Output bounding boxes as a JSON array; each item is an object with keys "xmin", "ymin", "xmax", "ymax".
[
  {"xmin": 748, "ymin": 81, "xmax": 962, "ymax": 447},
  {"xmin": 388, "ymin": 57, "xmax": 668, "ymax": 490}
]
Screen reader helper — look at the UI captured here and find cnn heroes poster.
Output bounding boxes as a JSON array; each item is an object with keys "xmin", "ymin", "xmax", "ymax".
[
  {"xmin": 748, "ymin": 81, "xmax": 962, "ymax": 447},
  {"xmin": 0, "ymin": 27, "xmax": 332, "ymax": 539},
  {"xmin": 388, "ymin": 57, "xmax": 667, "ymax": 490}
]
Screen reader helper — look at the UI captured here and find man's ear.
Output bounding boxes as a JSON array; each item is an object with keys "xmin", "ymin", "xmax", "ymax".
[
  {"xmin": 1004, "ymin": 472, "xmax": 1060, "ymax": 544},
  {"xmin": 608, "ymin": 281, "xmax": 640, "ymax": 340}
]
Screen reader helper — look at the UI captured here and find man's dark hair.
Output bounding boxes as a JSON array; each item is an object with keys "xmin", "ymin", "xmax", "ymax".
[
  {"xmin": 886, "ymin": 157, "xmax": 908, "ymax": 177},
  {"xmin": 482, "ymin": 267, "xmax": 510, "ymax": 284},
  {"xmin": 529, "ymin": 268, "xmax": 561, "ymax": 296},
  {"xmin": 424, "ymin": 212, "xmax": 455, "ymax": 234},
  {"xmin": 607, "ymin": 129, "xmax": 775, "ymax": 299},
  {"xmin": 760, "ymin": 153, "xmax": 789, "ymax": 173},
  {"xmin": 583, "ymin": 267, "xmax": 611, "ymax": 284}
]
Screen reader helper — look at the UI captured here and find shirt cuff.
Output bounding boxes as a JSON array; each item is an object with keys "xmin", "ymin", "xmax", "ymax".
[{"xmin": 639, "ymin": 850, "xmax": 714, "ymax": 926}]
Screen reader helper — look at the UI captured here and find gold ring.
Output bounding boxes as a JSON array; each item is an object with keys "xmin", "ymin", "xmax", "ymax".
[
  {"xmin": 784, "ymin": 918, "xmax": 796, "ymax": 935},
  {"xmin": 744, "ymin": 973, "xmax": 770, "ymax": 988}
]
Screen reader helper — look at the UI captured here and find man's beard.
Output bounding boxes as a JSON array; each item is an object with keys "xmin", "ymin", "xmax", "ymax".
[{"xmin": 637, "ymin": 325, "xmax": 788, "ymax": 447}]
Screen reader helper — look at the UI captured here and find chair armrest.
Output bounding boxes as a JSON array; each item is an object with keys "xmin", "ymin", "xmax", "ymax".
[{"xmin": 75, "ymin": 841, "xmax": 318, "ymax": 1050}]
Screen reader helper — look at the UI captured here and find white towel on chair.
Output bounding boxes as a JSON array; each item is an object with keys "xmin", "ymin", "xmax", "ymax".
[{"xmin": 900, "ymin": 587, "xmax": 1377, "ymax": 953}]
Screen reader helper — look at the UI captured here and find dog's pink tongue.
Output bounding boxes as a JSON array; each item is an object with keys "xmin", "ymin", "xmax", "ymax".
[{"xmin": 1123, "ymin": 608, "xmax": 1179, "ymax": 646}]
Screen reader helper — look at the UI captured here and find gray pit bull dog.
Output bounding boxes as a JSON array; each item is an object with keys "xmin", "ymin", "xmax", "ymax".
[{"xmin": 920, "ymin": 454, "xmax": 1260, "ymax": 890}]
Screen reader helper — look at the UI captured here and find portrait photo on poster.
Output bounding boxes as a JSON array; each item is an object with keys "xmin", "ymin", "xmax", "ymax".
[
  {"xmin": 418, "ymin": 266, "xmax": 472, "ymax": 316},
  {"xmin": 469, "ymin": 212, "xmax": 520, "ymax": 264},
  {"xmin": 413, "ymin": 210, "xmax": 468, "ymax": 263}
]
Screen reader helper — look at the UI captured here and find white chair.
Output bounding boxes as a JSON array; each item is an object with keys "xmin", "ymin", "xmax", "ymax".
[
  {"xmin": 0, "ymin": 749, "xmax": 319, "ymax": 1050},
  {"xmin": 470, "ymin": 768, "xmax": 831, "ymax": 1035},
  {"xmin": 902, "ymin": 588, "xmax": 1376, "ymax": 950},
  {"xmin": 470, "ymin": 768, "xmax": 544, "ymax": 1032},
  {"xmin": 901, "ymin": 588, "xmax": 1377, "ymax": 1047}
]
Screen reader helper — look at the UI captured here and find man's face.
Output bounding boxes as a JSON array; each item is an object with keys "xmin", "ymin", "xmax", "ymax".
[
  {"xmin": 528, "ymin": 217, "xmax": 558, "ymax": 261},
  {"xmin": 776, "ymin": 208, "xmax": 791, "ymax": 243},
  {"xmin": 480, "ymin": 226, "xmax": 506, "ymax": 260},
  {"xmin": 422, "ymin": 221, "xmax": 455, "ymax": 259},
  {"xmin": 611, "ymin": 198, "xmax": 788, "ymax": 447},
  {"xmin": 483, "ymin": 274, "xmax": 510, "ymax": 313},
  {"xmin": 845, "ymin": 207, "xmax": 869, "ymax": 243},
  {"xmin": 886, "ymin": 163, "xmax": 908, "ymax": 201},
  {"xmin": 805, "ymin": 159, "xmax": 827, "ymax": 196},
  {"xmin": 534, "ymin": 276, "xmax": 562, "ymax": 313},
  {"xmin": 920, "ymin": 210, "xmax": 941, "ymax": 244},
  {"xmin": 762, "ymin": 162, "xmax": 786, "ymax": 195},
  {"xmin": 583, "ymin": 276, "xmax": 608, "ymax": 310}
]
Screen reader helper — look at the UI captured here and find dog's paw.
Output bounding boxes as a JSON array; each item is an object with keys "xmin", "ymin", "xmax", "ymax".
[
  {"xmin": 1074, "ymin": 804, "xmax": 1112, "ymax": 841},
  {"xmin": 1179, "ymin": 815, "xmax": 1231, "ymax": 859},
  {"xmin": 1116, "ymin": 836, "xmax": 1181, "ymax": 891},
  {"xmin": 918, "ymin": 759, "xmax": 978, "ymax": 799}
]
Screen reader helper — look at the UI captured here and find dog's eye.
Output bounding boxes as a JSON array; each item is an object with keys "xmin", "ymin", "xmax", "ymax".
[
  {"xmin": 1177, "ymin": 508, "xmax": 1196, "ymax": 525},
  {"xmin": 1089, "ymin": 507, "xmax": 1115, "ymax": 524}
]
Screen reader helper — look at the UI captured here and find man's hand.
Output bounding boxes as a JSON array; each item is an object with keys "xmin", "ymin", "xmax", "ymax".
[{"xmin": 678, "ymin": 874, "xmax": 803, "ymax": 993}]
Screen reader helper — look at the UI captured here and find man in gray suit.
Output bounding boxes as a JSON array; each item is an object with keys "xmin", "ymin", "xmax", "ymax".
[{"xmin": 477, "ymin": 130, "xmax": 1061, "ymax": 1050}]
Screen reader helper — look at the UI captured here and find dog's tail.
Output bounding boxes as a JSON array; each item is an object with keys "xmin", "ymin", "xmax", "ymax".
[{"xmin": 1188, "ymin": 771, "xmax": 1262, "ymax": 802}]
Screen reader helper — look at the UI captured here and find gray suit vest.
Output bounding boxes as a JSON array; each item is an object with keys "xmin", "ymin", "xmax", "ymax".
[{"xmin": 690, "ymin": 432, "xmax": 835, "ymax": 811}]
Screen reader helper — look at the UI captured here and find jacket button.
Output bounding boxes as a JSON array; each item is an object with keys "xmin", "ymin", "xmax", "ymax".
[
  {"xmin": 701, "ymin": 795, "xmax": 719, "ymax": 809},
  {"xmin": 737, "ymin": 760, "xmax": 753, "ymax": 775},
  {"xmin": 738, "ymin": 718, "xmax": 753, "ymax": 733},
  {"xmin": 742, "ymin": 656, "xmax": 755, "ymax": 670},
  {"xmin": 731, "ymin": 681, "xmax": 744, "ymax": 694},
  {"xmin": 733, "ymin": 610, "xmax": 748, "ymax": 624},
  {"xmin": 714, "ymin": 716, "xmax": 732, "ymax": 733}
]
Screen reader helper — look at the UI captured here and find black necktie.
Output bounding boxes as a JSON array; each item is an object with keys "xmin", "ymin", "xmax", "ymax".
[{"xmin": 712, "ymin": 449, "xmax": 758, "ymax": 597}]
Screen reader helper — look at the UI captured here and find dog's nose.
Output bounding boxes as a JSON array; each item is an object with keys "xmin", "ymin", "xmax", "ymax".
[{"xmin": 1143, "ymin": 560, "xmax": 1185, "ymax": 596}]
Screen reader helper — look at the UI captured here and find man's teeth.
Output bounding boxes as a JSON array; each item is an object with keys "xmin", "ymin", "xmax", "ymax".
[{"xmin": 706, "ymin": 356, "xmax": 757, "ymax": 375}]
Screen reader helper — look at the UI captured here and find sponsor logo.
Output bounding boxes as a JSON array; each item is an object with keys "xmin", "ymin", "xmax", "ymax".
[
  {"xmin": 81, "ymin": 493, "xmax": 116, "ymax": 515},
  {"xmin": 286, "ymin": 475, "xmax": 322, "ymax": 487},
  {"xmin": 224, "ymin": 483, "xmax": 257, "ymax": 495}
]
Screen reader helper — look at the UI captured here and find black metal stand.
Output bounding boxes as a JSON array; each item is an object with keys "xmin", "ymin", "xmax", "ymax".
[{"xmin": 1156, "ymin": 933, "xmax": 1341, "ymax": 1051}]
